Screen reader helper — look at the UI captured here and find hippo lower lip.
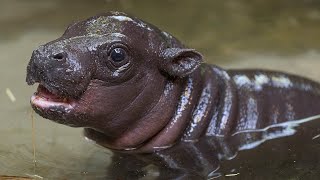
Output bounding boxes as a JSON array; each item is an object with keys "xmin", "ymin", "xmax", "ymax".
[{"xmin": 31, "ymin": 84, "xmax": 75, "ymax": 111}]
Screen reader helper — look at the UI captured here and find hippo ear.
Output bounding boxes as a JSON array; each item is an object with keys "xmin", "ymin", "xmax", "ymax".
[{"xmin": 159, "ymin": 48, "xmax": 203, "ymax": 77}]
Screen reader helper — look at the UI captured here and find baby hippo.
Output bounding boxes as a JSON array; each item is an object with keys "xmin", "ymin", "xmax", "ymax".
[{"xmin": 26, "ymin": 12, "xmax": 320, "ymax": 179}]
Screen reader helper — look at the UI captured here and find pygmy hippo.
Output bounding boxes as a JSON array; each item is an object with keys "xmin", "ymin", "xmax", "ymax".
[{"xmin": 26, "ymin": 12, "xmax": 320, "ymax": 179}]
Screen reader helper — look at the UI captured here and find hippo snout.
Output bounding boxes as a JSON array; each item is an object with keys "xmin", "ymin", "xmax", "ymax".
[
  {"xmin": 26, "ymin": 43, "xmax": 94, "ymax": 99},
  {"xmin": 27, "ymin": 47, "xmax": 68, "ymax": 84},
  {"xmin": 27, "ymin": 48, "xmax": 68, "ymax": 83}
]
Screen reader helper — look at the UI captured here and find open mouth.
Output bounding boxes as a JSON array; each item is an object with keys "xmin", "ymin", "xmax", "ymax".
[{"xmin": 31, "ymin": 84, "xmax": 74, "ymax": 110}]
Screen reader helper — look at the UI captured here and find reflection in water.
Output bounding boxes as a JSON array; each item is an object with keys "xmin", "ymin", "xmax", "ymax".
[
  {"xmin": 217, "ymin": 115, "xmax": 320, "ymax": 180},
  {"xmin": 103, "ymin": 115, "xmax": 320, "ymax": 179},
  {"xmin": 0, "ymin": 0, "xmax": 320, "ymax": 179},
  {"xmin": 235, "ymin": 114, "xmax": 320, "ymax": 151}
]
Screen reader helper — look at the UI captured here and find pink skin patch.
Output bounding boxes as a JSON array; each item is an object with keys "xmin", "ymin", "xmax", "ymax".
[{"xmin": 31, "ymin": 85, "xmax": 75, "ymax": 111}]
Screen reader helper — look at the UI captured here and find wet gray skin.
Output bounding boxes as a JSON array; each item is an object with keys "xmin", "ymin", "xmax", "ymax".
[{"xmin": 26, "ymin": 11, "xmax": 320, "ymax": 179}]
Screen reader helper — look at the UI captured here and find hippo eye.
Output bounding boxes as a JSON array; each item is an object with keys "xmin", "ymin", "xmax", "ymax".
[{"xmin": 110, "ymin": 48, "xmax": 126, "ymax": 62}]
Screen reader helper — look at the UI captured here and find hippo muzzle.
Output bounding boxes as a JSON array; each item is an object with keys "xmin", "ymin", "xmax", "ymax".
[
  {"xmin": 26, "ymin": 41, "xmax": 92, "ymax": 125},
  {"xmin": 27, "ymin": 44, "xmax": 92, "ymax": 98}
]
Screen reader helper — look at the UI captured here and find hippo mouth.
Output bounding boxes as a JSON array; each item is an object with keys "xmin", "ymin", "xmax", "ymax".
[{"xmin": 31, "ymin": 84, "xmax": 75, "ymax": 112}]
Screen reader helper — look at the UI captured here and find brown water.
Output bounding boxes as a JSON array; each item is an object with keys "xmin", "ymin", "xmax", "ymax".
[{"xmin": 1, "ymin": 0, "xmax": 320, "ymax": 179}]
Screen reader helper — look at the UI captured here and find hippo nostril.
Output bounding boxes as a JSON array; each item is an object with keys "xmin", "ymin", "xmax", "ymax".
[{"xmin": 52, "ymin": 53, "xmax": 66, "ymax": 61}]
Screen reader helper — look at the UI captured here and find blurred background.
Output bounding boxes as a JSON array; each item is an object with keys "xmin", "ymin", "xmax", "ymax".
[{"xmin": 0, "ymin": 0, "xmax": 320, "ymax": 179}]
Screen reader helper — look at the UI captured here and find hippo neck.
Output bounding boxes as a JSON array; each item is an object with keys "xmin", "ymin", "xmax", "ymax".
[
  {"xmin": 134, "ymin": 68, "xmax": 206, "ymax": 152},
  {"xmin": 114, "ymin": 73, "xmax": 201, "ymax": 151},
  {"xmin": 134, "ymin": 66, "xmax": 225, "ymax": 152},
  {"xmin": 84, "ymin": 66, "xmax": 228, "ymax": 153},
  {"xmin": 134, "ymin": 65, "xmax": 240, "ymax": 152}
]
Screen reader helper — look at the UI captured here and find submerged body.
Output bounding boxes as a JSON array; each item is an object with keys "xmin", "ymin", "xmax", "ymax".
[{"xmin": 26, "ymin": 12, "xmax": 320, "ymax": 178}]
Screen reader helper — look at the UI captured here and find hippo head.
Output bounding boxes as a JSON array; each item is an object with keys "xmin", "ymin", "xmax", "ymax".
[{"xmin": 26, "ymin": 12, "xmax": 202, "ymax": 141}]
